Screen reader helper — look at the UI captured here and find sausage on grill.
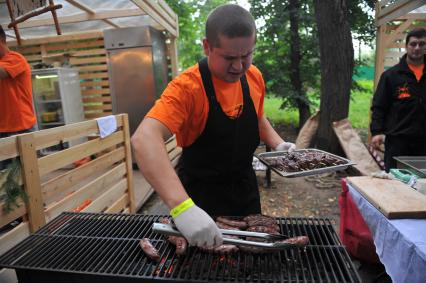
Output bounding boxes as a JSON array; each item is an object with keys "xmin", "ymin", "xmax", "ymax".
[
  {"xmin": 216, "ymin": 216, "xmax": 248, "ymax": 229},
  {"xmin": 160, "ymin": 218, "xmax": 188, "ymax": 255},
  {"xmin": 281, "ymin": 235, "xmax": 309, "ymax": 247},
  {"xmin": 140, "ymin": 238, "xmax": 161, "ymax": 261}
]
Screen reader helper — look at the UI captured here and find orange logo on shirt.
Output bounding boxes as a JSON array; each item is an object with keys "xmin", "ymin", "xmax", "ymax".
[{"xmin": 397, "ymin": 86, "xmax": 411, "ymax": 99}]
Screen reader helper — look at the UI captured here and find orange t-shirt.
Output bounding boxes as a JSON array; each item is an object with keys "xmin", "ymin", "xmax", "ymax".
[
  {"xmin": 146, "ymin": 63, "xmax": 265, "ymax": 147},
  {"xmin": 0, "ymin": 51, "xmax": 36, "ymax": 132},
  {"xmin": 408, "ymin": 63, "xmax": 424, "ymax": 81}
]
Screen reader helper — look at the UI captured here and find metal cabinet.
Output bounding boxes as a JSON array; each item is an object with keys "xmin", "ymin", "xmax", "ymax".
[{"xmin": 32, "ymin": 68, "xmax": 84, "ymax": 130}]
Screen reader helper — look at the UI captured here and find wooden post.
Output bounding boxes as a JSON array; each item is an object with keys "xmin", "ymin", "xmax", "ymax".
[
  {"xmin": 121, "ymin": 114, "xmax": 136, "ymax": 213},
  {"xmin": 169, "ymin": 36, "xmax": 179, "ymax": 78},
  {"xmin": 17, "ymin": 134, "xmax": 45, "ymax": 232},
  {"xmin": 5, "ymin": 0, "xmax": 21, "ymax": 45},
  {"xmin": 49, "ymin": 0, "xmax": 62, "ymax": 35}
]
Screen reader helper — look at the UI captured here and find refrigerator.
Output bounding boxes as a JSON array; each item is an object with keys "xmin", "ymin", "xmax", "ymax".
[{"xmin": 104, "ymin": 26, "xmax": 169, "ymax": 136}]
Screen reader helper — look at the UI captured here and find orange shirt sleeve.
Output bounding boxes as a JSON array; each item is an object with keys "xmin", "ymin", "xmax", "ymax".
[
  {"xmin": 0, "ymin": 52, "xmax": 27, "ymax": 78},
  {"xmin": 146, "ymin": 65, "xmax": 208, "ymax": 147}
]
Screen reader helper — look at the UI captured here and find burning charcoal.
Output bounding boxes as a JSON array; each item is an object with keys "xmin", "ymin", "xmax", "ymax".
[
  {"xmin": 140, "ymin": 238, "xmax": 161, "ymax": 262},
  {"xmin": 216, "ymin": 216, "xmax": 248, "ymax": 229}
]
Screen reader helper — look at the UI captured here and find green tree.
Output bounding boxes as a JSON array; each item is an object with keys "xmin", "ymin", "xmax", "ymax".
[{"xmin": 249, "ymin": 0, "xmax": 321, "ymax": 128}]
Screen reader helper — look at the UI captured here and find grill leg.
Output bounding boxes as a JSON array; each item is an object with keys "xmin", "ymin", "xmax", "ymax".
[{"xmin": 265, "ymin": 145, "xmax": 272, "ymax": 188}]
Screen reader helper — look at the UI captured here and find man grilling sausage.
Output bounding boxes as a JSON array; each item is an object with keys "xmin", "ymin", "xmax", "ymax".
[{"xmin": 131, "ymin": 4, "xmax": 295, "ymax": 248}]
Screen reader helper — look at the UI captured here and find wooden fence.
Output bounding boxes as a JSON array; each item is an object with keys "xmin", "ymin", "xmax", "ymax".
[
  {"xmin": 11, "ymin": 32, "xmax": 112, "ymax": 119},
  {"xmin": 0, "ymin": 114, "xmax": 135, "ymax": 281}
]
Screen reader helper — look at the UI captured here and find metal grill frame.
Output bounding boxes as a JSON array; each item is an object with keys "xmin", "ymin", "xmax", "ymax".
[{"xmin": 0, "ymin": 212, "xmax": 362, "ymax": 283}]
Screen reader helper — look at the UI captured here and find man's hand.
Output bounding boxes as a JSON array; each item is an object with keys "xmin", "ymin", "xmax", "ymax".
[
  {"xmin": 274, "ymin": 141, "xmax": 296, "ymax": 153},
  {"xmin": 173, "ymin": 201, "xmax": 223, "ymax": 247},
  {"xmin": 371, "ymin": 134, "xmax": 385, "ymax": 150}
]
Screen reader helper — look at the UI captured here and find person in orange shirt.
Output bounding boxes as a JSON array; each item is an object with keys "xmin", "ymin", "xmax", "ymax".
[
  {"xmin": 370, "ymin": 28, "xmax": 426, "ymax": 172},
  {"xmin": 0, "ymin": 25, "xmax": 36, "ymax": 138},
  {"xmin": 131, "ymin": 4, "xmax": 295, "ymax": 248}
]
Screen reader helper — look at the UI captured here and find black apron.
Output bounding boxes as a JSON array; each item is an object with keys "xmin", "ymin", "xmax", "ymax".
[{"xmin": 177, "ymin": 58, "xmax": 261, "ymax": 216}]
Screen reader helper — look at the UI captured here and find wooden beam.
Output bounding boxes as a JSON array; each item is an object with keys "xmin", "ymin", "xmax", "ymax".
[
  {"xmin": 376, "ymin": 0, "xmax": 425, "ymax": 26},
  {"xmin": 131, "ymin": 0, "xmax": 177, "ymax": 37},
  {"xmin": 1, "ymin": 9, "xmax": 145, "ymax": 30},
  {"xmin": 7, "ymin": 4, "xmax": 62, "ymax": 28},
  {"xmin": 64, "ymin": 0, "xmax": 120, "ymax": 28},
  {"xmin": 398, "ymin": 13, "xmax": 426, "ymax": 20},
  {"xmin": 7, "ymin": 30, "xmax": 103, "ymax": 47}
]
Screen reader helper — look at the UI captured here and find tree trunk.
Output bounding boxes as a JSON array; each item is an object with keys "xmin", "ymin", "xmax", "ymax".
[
  {"xmin": 313, "ymin": 0, "xmax": 354, "ymax": 153},
  {"xmin": 289, "ymin": 0, "xmax": 310, "ymax": 129}
]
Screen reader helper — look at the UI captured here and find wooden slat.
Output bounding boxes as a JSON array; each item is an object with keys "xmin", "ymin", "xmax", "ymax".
[
  {"xmin": 8, "ymin": 32, "xmax": 103, "ymax": 47},
  {"xmin": 70, "ymin": 56, "xmax": 106, "ymax": 65},
  {"xmin": 81, "ymin": 179, "xmax": 127, "ymax": 213},
  {"xmin": 166, "ymin": 137, "xmax": 177, "ymax": 153},
  {"xmin": 377, "ymin": 0, "xmax": 424, "ymax": 26},
  {"xmin": 82, "ymin": 96, "xmax": 112, "ymax": 103},
  {"xmin": 78, "ymin": 65, "xmax": 108, "ymax": 72},
  {"xmin": 104, "ymin": 194, "xmax": 128, "ymax": 214},
  {"xmin": 14, "ymin": 46, "xmax": 41, "ymax": 54},
  {"xmin": 17, "ymin": 134, "xmax": 45, "ymax": 232},
  {"xmin": 168, "ymin": 147, "xmax": 182, "ymax": 161},
  {"xmin": 33, "ymin": 116, "xmax": 123, "ymax": 150},
  {"xmin": 121, "ymin": 114, "xmax": 135, "ymax": 213},
  {"xmin": 0, "ymin": 136, "xmax": 18, "ymax": 161},
  {"xmin": 45, "ymin": 39, "xmax": 104, "ymax": 52},
  {"xmin": 79, "ymin": 72, "xmax": 108, "ymax": 79},
  {"xmin": 42, "ymin": 147, "xmax": 126, "ymax": 203},
  {"xmin": 83, "ymin": 104, "xmax": 112, "ymax": 111},
  {"xmin": 44, "ymin": 163, "xmax": 127, "ymax": 221},
  {"xmin": 38, "ymin": 131, "xmax": 124, "ymax": 176},
  {"xmin": 0, "ymin": 200, "xmax": 26, "ymax": 228},
  {"xmin": 82, "ymin": 88, "xmax": 110, "ymax": 95},
  {"xmin": 73, "ymin": 48, "xmax": 106, "ymax": 57},
  {"xmin": 80, "ymin": 80, "xmax": 109, "ymax": 87},
  {"xmin": 25, "ymin": 54, "xmax": 42, "ymax": 61},
  {"xmin": 85, "ymin": 112, "xmax": 112, "ymax": 119},
  {"xmin": 0, "ymin": 222, "xmax": 30, "ymax": 255}
]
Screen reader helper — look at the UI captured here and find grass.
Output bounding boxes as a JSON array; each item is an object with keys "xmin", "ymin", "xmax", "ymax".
[{"xmin": 264, "ymin": 80, "xmax": 374, "ymax": 129}]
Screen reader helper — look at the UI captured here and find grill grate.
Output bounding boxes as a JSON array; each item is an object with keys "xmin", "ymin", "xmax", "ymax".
[{"xmin": 0, "ymin": 212, "xmax": 361, "ymax": 283}]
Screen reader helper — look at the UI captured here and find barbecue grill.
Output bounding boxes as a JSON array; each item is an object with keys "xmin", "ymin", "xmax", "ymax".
[{"xmin": 0, "ymin": 212, "xmax": 361, "ymax": 283}]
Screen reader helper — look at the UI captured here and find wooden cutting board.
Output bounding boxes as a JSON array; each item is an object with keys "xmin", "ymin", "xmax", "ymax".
[{"xmin": 347, "ymin": 176, "xmax": 426, "ymax": 219}]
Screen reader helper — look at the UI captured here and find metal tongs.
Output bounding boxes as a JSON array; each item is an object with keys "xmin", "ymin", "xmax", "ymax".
[{"xmin": 152, "ymin": 223, "xmax": 296, "ymax": 250}]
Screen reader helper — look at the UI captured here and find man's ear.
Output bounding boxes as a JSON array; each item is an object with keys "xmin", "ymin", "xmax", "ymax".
[{"xmin": 202, "ymin": 38, "xmax": 210, "ymax": 56}]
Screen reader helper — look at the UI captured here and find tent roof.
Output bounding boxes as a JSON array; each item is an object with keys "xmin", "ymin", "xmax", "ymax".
[{"xmin": 0, "ymin": 0, "xmax": 178, "ymax": 41}]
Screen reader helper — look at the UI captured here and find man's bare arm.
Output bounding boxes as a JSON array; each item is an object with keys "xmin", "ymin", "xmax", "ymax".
[
  {"xmin": 258, "ymin": 116, "xmax": 284, "ymax": 149},
  {"xmin": 131, "ymin": 118, "xmax": 189, "ymax": 209},
  {"xmin": 0, "ymin": 67, "xmax": 10, "ymax": 79}
]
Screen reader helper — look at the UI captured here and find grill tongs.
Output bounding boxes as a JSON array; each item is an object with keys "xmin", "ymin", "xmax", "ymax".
[{"xmin": 152, "ymin": 223, "xmax": 296, "ymax": 250}]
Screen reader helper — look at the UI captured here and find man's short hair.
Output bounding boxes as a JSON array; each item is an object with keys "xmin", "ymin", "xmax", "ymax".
[
  {"xmin": 406, "ymin": 28, "xmax": 426, "ymax": 45},
  {"xmin": 0, "ymin": 25, "xmax": 6, "ymax": 43},
  {"xmin": 206, "ymin": 4, "xmax": 256, "ymax": 47}
]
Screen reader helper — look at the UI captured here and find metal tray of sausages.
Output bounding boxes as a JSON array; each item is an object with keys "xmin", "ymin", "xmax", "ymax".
[{"xmin": 255, "ymin": 149, "xmax": 354, "ymax": 178}]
